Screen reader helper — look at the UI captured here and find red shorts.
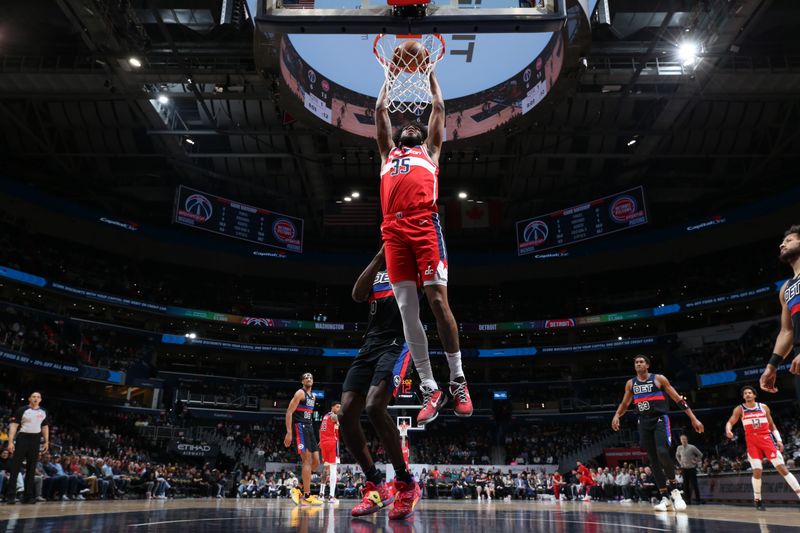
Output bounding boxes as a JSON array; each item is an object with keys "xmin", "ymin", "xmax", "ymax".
[
  {"xmin": 746, "ymin": 435, "xmax": 778, "ymax": 461},
  {"xmin": 381, "ymin": 210, "xmax": 448, "ymax": 286},
  {"xmin": 320, "ymin": 440, "xmax": 339, "ymax": 464}
]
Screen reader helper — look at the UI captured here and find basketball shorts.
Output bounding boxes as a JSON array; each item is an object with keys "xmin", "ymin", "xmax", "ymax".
[
  {"xmin": 381, "ymin": 210, "xmax": 448, "ymax": 286},
  {"xmin": 342, "ymin": 336, "xmax": 412, "ymax": 397},
  {"xmin": 746, "ymin": 435, "xmax": 783, "ymax": 469},
  {"xmin": 292, "ymin": 422, "xmax": 319, "ymax": 455},
  {"xmin": 320, "ymin": 440, "xmax": 340, "ymax": 464}
]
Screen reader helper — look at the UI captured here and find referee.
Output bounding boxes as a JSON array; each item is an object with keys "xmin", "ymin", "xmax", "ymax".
[{"xmin": 5, "ymin": 392, "xmax": 49, "ymax": 505}]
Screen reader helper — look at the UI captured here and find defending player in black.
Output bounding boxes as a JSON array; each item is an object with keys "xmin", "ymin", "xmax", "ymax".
[
  {"xmin": 611, "ymin": 355, "xmax": 704, "ymax": 512},
  {"xmin": 283, "ymin": 373, "xmax": 323, "ymax": 506},
  {"xmin": 339, "ymin": 245, "xmax": 420, "ymax": 520}
]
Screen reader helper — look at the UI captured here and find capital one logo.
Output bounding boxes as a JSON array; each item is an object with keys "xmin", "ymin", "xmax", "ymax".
[{"xmin": 184, "ymin": 194, "xmax": 213, "ymax": 222}]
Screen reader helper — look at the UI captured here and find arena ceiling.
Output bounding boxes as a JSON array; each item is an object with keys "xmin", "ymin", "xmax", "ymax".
[{"xmin": 0, "ymin": 0, "xmax": 798, "ymax": 251}]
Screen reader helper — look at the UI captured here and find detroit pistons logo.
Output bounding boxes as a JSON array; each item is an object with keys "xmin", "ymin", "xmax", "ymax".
[
  {"xmin": 184, "ymin": 194, "xmax": 213, "ymax": 222},
  {"xmin": 321, "ymin": 80, "xmax": 330, "ymax": 92},
  {"xmin": 523, "ymin": 220, "xmax": 549, "ymax": 246},
  {"xmin": 298, "ymin": 443, "xmax": 304, "ymax": 451},
  {"xmin": 610, "ymin": 195, "xmax": 638, "ymax": 223},
  {"xmin": 272, "ymin": 219, "xmax": 296, "ymax": 243}
]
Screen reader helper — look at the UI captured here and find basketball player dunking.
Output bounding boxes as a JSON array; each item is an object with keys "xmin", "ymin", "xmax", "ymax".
[
  {"xmin": 284, "ymin": 373, "xmax": 323, "ymax": 505},
  {"xmin": 725, "ymin": 385, "xmax": 800, "ymax": 510},
  {"xmin": 611, "ymin": 355, "xmax": 704, "ymax": 512},
  {"xmin": 375, "ymin": 70, "xmax": 472, "ymax": 426},
  {"xmin": 759, "ymin": 225, "xmax": 800, "ymax": 393}
]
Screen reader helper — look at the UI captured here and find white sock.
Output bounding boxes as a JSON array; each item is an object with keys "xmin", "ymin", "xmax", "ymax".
[
  {"xmin": 392, "ymin": 281, "xmax": 437, "ymax": 390},
  {"xmin": 445, "ymin": 351, "xmax": 464, "ymax": 382},
  {"xmin": 783, "ymin": 471, "xmax": 800, "ymax": 496},
  {"xmin": 752, "ymin": 477, "xmax": 762, "ymax": 500},
  {"xmin": 329, "ymin": 464, "xmax": 337, "ymax": 498}
]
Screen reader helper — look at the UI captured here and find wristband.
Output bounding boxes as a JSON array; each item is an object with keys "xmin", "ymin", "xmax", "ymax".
[
  {"xmin": 678, "ymin": 398, "xmax": 690, "ymax": 411},
  {"xmin": 767, "ymin": 353, "xmax": 784, "ymax": 368},
  {"xmin": 772, "ymin": 429, "xmax": 782, "ymax": 443}
]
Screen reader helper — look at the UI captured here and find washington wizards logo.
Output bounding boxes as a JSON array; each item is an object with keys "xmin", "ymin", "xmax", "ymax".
[{"xmin": 184, "ymin": 194, "xmax": 213, "ymax": 222}]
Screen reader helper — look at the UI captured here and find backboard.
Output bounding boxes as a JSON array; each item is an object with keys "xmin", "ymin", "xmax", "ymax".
[{"xmin": 258, "ymin": 0, "xmax": 568, "ymax": 34}]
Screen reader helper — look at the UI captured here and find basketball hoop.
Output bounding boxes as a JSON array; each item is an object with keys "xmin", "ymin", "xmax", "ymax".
[{"xmin": 373, "ymin": 34, "xmax": 445, "ymax": 115}]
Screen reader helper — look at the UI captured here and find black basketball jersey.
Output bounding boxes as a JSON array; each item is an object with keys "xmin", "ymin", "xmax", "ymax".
[
  {"xmin": 631, "ymin": 374, "xmax": 669, "ymax": 417},
  {"xmin": 364, "ymin": 271, "xmax": 405, "ymax": 341},
  {"xmin": 783, "ymin": 274, "xmax": 800, "ymax": 352},
  {"xmin": 293, "ymin": 389, "xmax": 315, "ymax": 424}
]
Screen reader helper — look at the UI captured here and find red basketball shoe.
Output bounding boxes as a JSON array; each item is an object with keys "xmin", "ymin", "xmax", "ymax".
[
  {"xmin": 351, "ymin": 482, "xmax": 394, "ymax": 517},
  {"xmin": 416, "ymin": 386, "xmax": 446, "ymax": 426},
  {"xmin": 389, "ymin": 480, "xmax": 421, "ymax": 520},
  {"xmin": 449, "ymin": 380, "xmax": 473, "ymax": 417}
]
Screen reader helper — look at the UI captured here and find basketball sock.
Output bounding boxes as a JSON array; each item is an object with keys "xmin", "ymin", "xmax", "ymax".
[
  {"xmin": 329, "ymin": 465, "xmax": 337, "ymax": 498},
  {"xmin": 445, "ymin": 351, "xmax": 464, "ymax": 382},
  {"xmin": 395, "ymin": 469, "xmax": 413, "ymax": 484},
  {"xmin": 782, "ymin": 471, "xmax": 800, "ymax": 495},
  {"xmin": 365, "ymin": 465, "xmax": 383, "ymax": 486},
  {"xmin": 752, "ymin": 478, "xmax": 762, "ymax": 500},
  {"xmin": 392, "ymin": 281, "xmax": 436, "ymax": 390}
]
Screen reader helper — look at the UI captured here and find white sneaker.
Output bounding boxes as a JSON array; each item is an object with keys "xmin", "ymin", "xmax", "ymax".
[
  {"xmin": 328, "ymin": 497, "xmax": 339, "ymax": 504},
  {"xmin": 61, "ymin": 495, "xmax": 70, "ymax": 501},
  {"xmin": 671, "ymin": 489, "xmax": 687, "ymax": 511},
  {"xmin": 653, "ymin": 496, "xmax": 672, "ymax": 511},
  {"xmin": 77, "ymin": 495, "xmax": 86, "ymax": 501}
]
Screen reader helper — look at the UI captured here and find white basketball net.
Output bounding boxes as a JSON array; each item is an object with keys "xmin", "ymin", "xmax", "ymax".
[{"xmin": 373, "ymin": 34, "xmax": 445, "ymax": 115}]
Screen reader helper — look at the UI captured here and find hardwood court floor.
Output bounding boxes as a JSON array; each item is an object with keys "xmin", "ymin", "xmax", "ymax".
[{"xmin": 0, "ymin": 498, "xmax": 798, "ymax": 532}]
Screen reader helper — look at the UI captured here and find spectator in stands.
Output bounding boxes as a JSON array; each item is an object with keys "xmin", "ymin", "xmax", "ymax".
[
  {"xmin": 0, "ymin": 449, "xmax": 9, "ymax": 500},
  {"xmin": 636, "ymin": 468, "xmax": 657, "ymax": 503}
]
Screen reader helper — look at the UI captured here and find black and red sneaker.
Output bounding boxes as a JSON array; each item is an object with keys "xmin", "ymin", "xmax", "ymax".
[
  {"xmin": 416, "ymin": 386, "xmax": 446, "ymax": 426},
  {"xmin": 449, "ymin": 380, "xmax": 473, "ymax": 417}
]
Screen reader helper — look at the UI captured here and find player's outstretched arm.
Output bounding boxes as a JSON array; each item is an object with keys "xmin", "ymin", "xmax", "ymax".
[
  {"xmin": 426, "ymin": 71, "xmax": 445, "ymax": 163},
  {"xmin": 724, "ymin": 406, "xmax": 741, "ymax": 439},
  {"xmin": 763, "ymin": 404, "xmax": 785, "ymax": 452},
  {"xmin": 761, "ymin": 283, "xmax": 794, "ymax": 392},
  {"xmin": 658, "ymin": 375, "xmax": 704, "ymax": 433},
  {"xmin": 352, "ymin": 244, "xmax": 386, "ymax": 303},
  {"xmin": 611, "ymin": 380, "xmax": 633, "ymax": 431},
  {"xmin": 284, "ymin": 390, "xmax": 304, "ymax": 447},
  {"xmin": 376, "ymin": 82, "xmax": 394, "ymax": 161}
]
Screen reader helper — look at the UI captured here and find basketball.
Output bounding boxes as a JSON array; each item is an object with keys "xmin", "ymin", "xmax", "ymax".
[{"xmin": 391, "ymin": 40, "xmax": 430, "ymax": 73}]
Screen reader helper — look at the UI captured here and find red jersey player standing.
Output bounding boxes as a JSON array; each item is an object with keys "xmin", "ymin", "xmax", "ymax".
[
  {"xmin": 318, "ymin": 401, "xmax": 341, "ymax": 503},
  {"xmin": 375, "ymin": 69, "xmax": 472, "ymax": 427},
  {"xmin": 725, "ymin": 385, "xmax": 800, "ymax": 510}
]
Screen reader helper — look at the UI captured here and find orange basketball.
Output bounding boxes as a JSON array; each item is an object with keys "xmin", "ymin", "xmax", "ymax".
[{"xmin": 391, "ymin": 40, "xmax": 430, "ymax": 73}]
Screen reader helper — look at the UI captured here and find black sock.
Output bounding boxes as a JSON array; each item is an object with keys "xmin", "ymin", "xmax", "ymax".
[
  {"xmin": 452, "ymin": 376, "xmax": 466, "ymax": 384},
  {"xmin": 304, "ymin": 492, "xmax": 310, "ymax": 499},
  {"xmin": 365, "ymin": 465, "xmax": 383, "ymax": 485},
  {"xmin": 395, "ymin": 468, "xmax": 413, "ymax": 484}
]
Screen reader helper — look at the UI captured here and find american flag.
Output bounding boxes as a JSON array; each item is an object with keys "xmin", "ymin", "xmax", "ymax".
[{"xmin": 324, "ymin": 201, "xmax": 379, "ymax": 226}]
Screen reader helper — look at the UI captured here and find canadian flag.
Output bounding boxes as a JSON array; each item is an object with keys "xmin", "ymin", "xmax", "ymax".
[{"xmin": 461, "ymin": 202, "xmax": 489, "ymax": 228}]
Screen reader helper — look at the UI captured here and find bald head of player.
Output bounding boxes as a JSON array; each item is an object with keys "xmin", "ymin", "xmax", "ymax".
[
  {"xmin": 395, "ymin": 122, "xmax": 428, "ymax": 148},
  {"xmin": 779, "ymin": 225, "xmax": 800, "ymax": 264}
]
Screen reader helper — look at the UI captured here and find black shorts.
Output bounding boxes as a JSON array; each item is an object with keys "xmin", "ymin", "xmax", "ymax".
[
  {"xmin": 292, "ymin": 422, "xmax": 319, "ymax": 455},
  {"xmin": 342, "ymin": 336, "xmax": 411, "ymax": 397},
  {"xmin": 638, "ymin": 414, "xmax": 672, "ymax": 449}
]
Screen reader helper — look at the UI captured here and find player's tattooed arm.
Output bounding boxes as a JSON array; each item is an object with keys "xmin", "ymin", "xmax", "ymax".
[
  {"xmin": 657, "ymin": 375, "xmax": 704, "ymax": 433},
  {"xmin": 376, "ymin": 82, "xmax": 394, "ymax": 161},
  {"xmin": 611, "ymin": 379, "xmax": 633, "ymax": 431},
  {"xmin": 426, "ymin": 71, "xmax": 445, "ymax": 163},
  {"xmin": 761, "ymin": 282, "xmax": 794, "ymax": 391},
  {"xmin": 725, "ymin": 406, "xmax": 741, "ymax": 439},
  {"xmin": 284, "ymin": 390, "xmax": 304, "ymax": 447},
  {"xmin": 352, "ymin": 244, "xmax": 386, "ymax": 303}
]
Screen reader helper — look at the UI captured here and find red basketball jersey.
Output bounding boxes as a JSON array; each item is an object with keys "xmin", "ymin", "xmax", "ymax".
[
  {"xmin": 319, "ymin": 412, "xmax": 339, "ymax": 443},
  {"xmin": 380, "ymin": 145, "xmax": 439, "ymax": 215},
  {"xmin": 741, "ymin": 403, "xmax": 771, "ymax": 440}
]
